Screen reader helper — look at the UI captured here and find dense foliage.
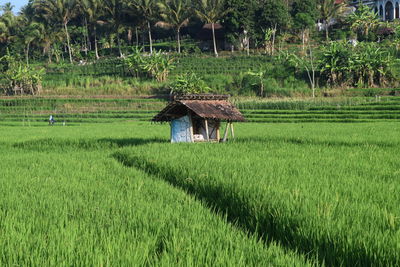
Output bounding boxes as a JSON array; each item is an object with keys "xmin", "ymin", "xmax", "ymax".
[
  {"xmin": 0, "ymin": 53, "xmax": 44, "ymax": 95},
  {"xmin": 0, "ymin": 0, "xmax": 346, "ymax": 60},
  {"xmin": 124, "ymin": 47, "xmax": 174, "ymax": 81},
  {"xmin": 1, "ymin": 1, "xmax": 400, "ymax": 95}
]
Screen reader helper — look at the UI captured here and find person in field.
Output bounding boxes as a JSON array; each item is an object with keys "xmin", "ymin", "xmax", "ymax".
[{"xmin": 49, "ymin": 115, "xmax": 55, "ymax": 125}]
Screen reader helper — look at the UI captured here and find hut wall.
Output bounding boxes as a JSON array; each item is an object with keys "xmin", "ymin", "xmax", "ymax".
[{"xmin": 171, "ymin": 115, "xmax": 193, "ymax": 143}]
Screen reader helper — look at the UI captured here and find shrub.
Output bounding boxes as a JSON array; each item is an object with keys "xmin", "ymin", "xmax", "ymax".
[
  {"xmin": 169, "ymin": 72, "xmax": 211, "ymax": 94},
  {"xmin": 0, "ymin": 53, "xmax": 44, "ymax": 95}
]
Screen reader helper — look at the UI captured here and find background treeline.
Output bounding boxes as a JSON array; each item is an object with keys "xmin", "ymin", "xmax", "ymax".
[
  {"xmin": 0, "ymin": 0, "xmax": 346, "ymax": 61},
  {"xmin": 1, "ymin": 0, "xmax": 400, "ymax": 97}
]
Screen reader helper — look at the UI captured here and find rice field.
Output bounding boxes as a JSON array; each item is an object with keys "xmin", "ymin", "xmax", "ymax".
[
  {"xmin": 0, "ymin": 123, "xmax": 309, "ymax": 266},
  {"xmin": 1, "ymin": 120, "xmax": 399, "ymax": 265},
  {"xmin": 1, "ymin": 96, "xmax": 400, "ymax": 126}
]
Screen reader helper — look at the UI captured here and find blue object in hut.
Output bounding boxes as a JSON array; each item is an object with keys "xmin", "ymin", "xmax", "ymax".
[{"xmin": 171, "ymin": 115, "xmax": 192, "ymax": 143}]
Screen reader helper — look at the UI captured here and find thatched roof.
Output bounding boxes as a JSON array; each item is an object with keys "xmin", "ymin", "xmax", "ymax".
[{"xmin": 153, "ymin": 95, "xmax": 245, "ymax": 122}]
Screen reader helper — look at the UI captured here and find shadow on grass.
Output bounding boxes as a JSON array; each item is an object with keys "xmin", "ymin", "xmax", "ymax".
[
  {"xmin": 13, "ymin": 137, "xmax": 166, "ymax": 151},
  {"xmin": 236, "ymin": 136, "xmax": 397, "ymax": 148},
  {"xmin": 112, "ymin": 151, "xmax": 398, "ymax": 267}
]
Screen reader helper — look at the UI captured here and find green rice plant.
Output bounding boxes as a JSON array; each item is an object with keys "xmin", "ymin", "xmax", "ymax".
[
  {"xmin": 0, "ymin": 123, "xmax": 311, "ymax": 266},
  {"xmin": 116, "ymin": 122, "xmax": 400, "ymax": 266}
]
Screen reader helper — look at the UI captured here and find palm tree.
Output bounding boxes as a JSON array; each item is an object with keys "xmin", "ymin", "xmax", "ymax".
[
  {"xmin": 0, "ymin": 3, "xmax": 17, "ymax": 44},
  {"xmin": 81, "ymin": 0, "xmax": 104, "ymax": 59},
  {"xmin": 194, "ymin": 0, "xmax": 230, "ymax": 57},
  {"xmin": 0, "ymin": 2, "xmax": 14, "ymax": 13},
  {"xmin": 157, "ymin": 0, "xmax": 192, "ymax": 53},
  {"xmin": 103, "ymin": 0, "xmax": 125, "ymax": 57},
  {"xmin": 33, "ymin": 0, "xmax": 78, "ymax": 63},
  {"xmin": 130, "ymin": 0, "xmax": 158, "ymax": 54},
  {"xmin": 22, "ymin": 22, "xmax": 43, "ymax": 65},
  {"xmin": 318, "ymin": 0, "xmax": 346, "ymax": 41}
]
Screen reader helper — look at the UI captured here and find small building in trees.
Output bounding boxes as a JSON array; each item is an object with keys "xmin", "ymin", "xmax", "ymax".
[{"xmin": 153, "ymin": 94, "xmax": 245, "ymax": 143}]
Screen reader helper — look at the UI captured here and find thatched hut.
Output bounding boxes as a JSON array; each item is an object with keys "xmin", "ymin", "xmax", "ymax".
[{"xmin": 153, "ymin": 94, "xmax": 245, "ymax": 143}]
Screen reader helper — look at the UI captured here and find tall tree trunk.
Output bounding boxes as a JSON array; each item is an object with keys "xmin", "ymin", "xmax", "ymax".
[
  {"xmin": 177, "ymin": 27, "xmax": 181, "ymax": 53},
  {"xmin": 127, "ymin": 28, "xmax": 132, "ymax": 45},
  {"xmin": 135, "ymin": 27, "xmax": 139, "ymax": 47},
  {"xmin": 64, "ymin": 21, "xmax": 73, "ymax": 63},
  {"xmin": 325, "ymin": 22, "xmax": 329, "ymax": 41},
  {"xmin": 148, "ymin": 21, "xmax": 153, "ymax": 54},
  {"xmin": 84, "ymin": 17, "xmax": 91, "ymax": 52},
  {"xmin": 272, "ymin": 24, "xmax": 277, "ymax": 56},
  {"xmin": 94, "ymin": 26, "xmax": 99, "ymax": 60},
  {"xmin": 142, "ymin": 29, "xmax": 145, "ymax": 49},
  {"xmin": 26, "ymin": 42, "xmax": 30, "ymax": 65},
  {"xmin": 47, "ymin": 43, "xmax": 52, "ymax": 64},
  {"xmin": 211, "ymin": 22, "xmax": 218, "ymax": 57},
  {"xmin": 117, "ymin": 30, "xmax": 123, "ymax": 57},
  {"xmin": 302, "ymin": 30, "xmax": 305, "ymax": 50},
  {"xmin": 83, "ymin": 17, "xmax": 88, "ymax": 56}
]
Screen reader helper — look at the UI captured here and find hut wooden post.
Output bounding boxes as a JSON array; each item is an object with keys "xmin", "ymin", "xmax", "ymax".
[
  {"xmin": 170, "ymin": 121, "xmax": 173, "ymax": 143},
  {"xmin": 216, "ymin": 121, "xmax": 220, "ymax": 141},
  {"xmin": 230, "ymin": 123, "xmax": 235, "ymax": 139},
  {"xmin": 188, "ymin": 112, "xmax": 194, "ymax": 143},
  {"xmin": 204, "ymin": 119, "xmax": 210, "ymax": 141},
  {"xmin": 222, "ymin": 121, "xmax": 230, "ymax": 142}
]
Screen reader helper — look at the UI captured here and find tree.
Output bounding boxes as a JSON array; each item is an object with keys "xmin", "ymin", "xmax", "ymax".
[
  {"xmin": 319, "ymin": 41, "xmax": 351, "ymax": 86},
  {"xmin": 81, "ymin": 0, "xmax": 103, "ymax": 59},
  {"xmin": 318, "ymin": 0, "xmax": 346, "ymax": 41},
  {"xmin": 291, "ymin": 0, "xmax": 318, "ymax": 50},
  {"xmin": 289, "ymin": 47, "xmax": 317, "ymax": 97},
  {"xmin": 21, "ymin": 22, "xmax": 43, "ymax": 65},
  {"xmin": 130, "ymin": 0, "xmax": 158, "ymax": 54},
  {"xmin": 103, "ymin": 0, "xmax": 126, "ymax": 57},
  {"xmin": 348, "ymin": 3, "xmax": 379, "ymax": 41},
  {"xmin": 0, "ymin": 3, "xmax": 17, "ymax": 46},
  {"xmin": 157, "ymin": 0, "xmax": 192, "ymax": 53},
  {"xmin": 33, "ymin": 0, "xmax": 78, "ymax": 63},
  {"xmin": 255, "ymin": 0, "xmax": 290, "ymax": 51},
  {"xmin": 194, "ymin": 0, "xmax": 230, "ymax": 57},
  {"xmin": 349, "ymin": 43, "xmax": 392, "ymax": 87},
  {"xmin": 222, "ymin": 0, "xmax": 256, "ymax": 51}
]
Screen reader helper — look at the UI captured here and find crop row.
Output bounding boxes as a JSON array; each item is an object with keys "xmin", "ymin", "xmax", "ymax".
[
  {"xmin": 114, "ymin": 122, "xmax": 400, "ymax": 266},
  {"xmin": 0, "ymin": 125, "xmax": 310, "ymax": 265}
]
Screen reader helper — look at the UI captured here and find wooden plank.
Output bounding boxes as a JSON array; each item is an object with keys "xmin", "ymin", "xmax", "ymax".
[
  {"xmin": 216, "ymin": 121, "xmax": 220, "ymax": 141},
  {"xmin": 170, "ymin": 121, "xmax": 173, "ymax": 143},
  {"xmin": 230, "ymin": 123, "xmax": 235, "ymax": 139},
  {"xmin": 222, "ymin": 121, "xmax": 230, "ymax": 142},
  {"xmin": 188, "ymin": 113, "xmax": 194, "ymax": 143},
  {"xmin": 204, "ymin": 119, "xmax": 210, "ymax": 141}
]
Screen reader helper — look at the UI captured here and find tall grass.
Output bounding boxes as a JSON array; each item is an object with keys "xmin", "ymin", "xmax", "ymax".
[
  {"xmin": 115, "ymin": 122, "xmax": 400, "ymax": 266},
  {"xmin": 0, "ymin": 123, "xmax": 310, "ymax": 266}
]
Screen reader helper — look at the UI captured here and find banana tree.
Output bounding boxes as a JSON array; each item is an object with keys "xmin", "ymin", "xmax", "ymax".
[
  {"xmin": 348, "ymin": 3, "xmax": 379, "ymax": 41},
  {"xmin": 319, "ymin": 41, "xmax": 350, "ymax": 86},
  {"xmin": 245, "ymin": 70, "xmax": 265, "ymax": 97}
]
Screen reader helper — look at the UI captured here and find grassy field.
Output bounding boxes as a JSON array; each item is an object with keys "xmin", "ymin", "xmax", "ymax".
[
  {"xmin": 0, "ymin": 123, "xmax": 310, "ymax": 266},
  {"xmin": 1, "ymin": 96, "xmax": 400, "ymax": 126},
  {"xmin": 0, "ymin": 121, "xmax": 399, "ymax": 265}
]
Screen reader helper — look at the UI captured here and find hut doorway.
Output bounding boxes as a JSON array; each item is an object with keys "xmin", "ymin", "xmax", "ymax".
[{"xmin": 192, "ymin": 118, "xmax": 220, "ymax": 142}]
